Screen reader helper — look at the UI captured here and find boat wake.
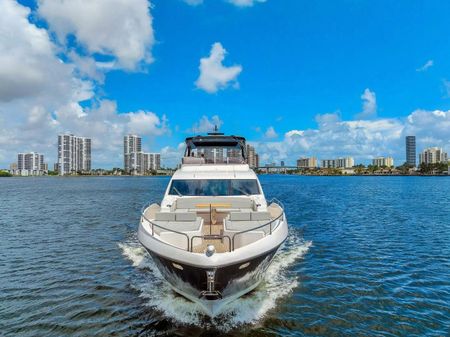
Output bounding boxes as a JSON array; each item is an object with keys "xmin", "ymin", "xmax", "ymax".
[{"xmin": 118, "ymin": 230, "xmax": 311, "ymax": 330}]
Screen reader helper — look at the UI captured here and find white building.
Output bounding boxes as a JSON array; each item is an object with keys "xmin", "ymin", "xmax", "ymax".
[
  {"xmin": 419, "ymin": 147, "xmax": 448, "ymax": 164},
  {"xmin": 124, "ymin": 135, "xmax": 142, "ymax": 174},
  {"xmin": 13, "ymin": 152, "xmax": 47, "ymax": 176},
  {"xmin": 124, "ymin": 135, "xmax": 161, "ymax": 174},
  {"xmin": 58, "ymin": 134, "xmax": 91, "ymax": 175},
  {"xmin": 297, "ymin": 157, "xmax": 317, "ymax": 168},
  {"xmin": 246, "ymin": 144, "xmax": 259, "ymax": 168},
  {"xmin": 321, "ymin": 157, "xmax": 354, "ymax": 169},
  {"xmin": 372, "ymin": 157, "xmax": 394, "ymax": 167},
  {"xmin": 142, "ymin": 152, "xmax": 161, "ymax": 172}
]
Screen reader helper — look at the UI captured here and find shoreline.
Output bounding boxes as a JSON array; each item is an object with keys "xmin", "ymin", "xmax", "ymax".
[{"xmin": 1, "ymin": 173, "xmax": 449, "ymax": 178}]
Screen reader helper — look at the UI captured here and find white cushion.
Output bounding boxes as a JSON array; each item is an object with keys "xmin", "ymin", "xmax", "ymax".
[
  {"xmin": 155, "ymin": 212, "xmax": 176, "ymax": 221},
  {"xmin": 251, "ymin": 211, "xmax": 271, "ymax": 221},
  {"xmin": 229, "ymin": 212, "xmax": 251, "ymax": 221},
  {"xmin": 175, "ymin": 212, "xmax": 197, "ymax": 221}
]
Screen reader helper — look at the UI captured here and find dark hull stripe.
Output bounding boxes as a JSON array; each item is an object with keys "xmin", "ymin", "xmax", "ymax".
[{"xmin": 147, "ymin": 245, "xmax": 281, "ymax": 300}]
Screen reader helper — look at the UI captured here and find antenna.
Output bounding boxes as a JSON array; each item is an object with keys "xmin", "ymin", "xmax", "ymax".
[{"xmin": 207, "ymin": 124, "xmax": 224, "ymax": 136}]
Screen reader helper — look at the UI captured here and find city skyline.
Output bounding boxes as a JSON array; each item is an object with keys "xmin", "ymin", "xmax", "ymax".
[
  {"xmin": 5, "ymin": 132, "xmax": 449, "ymax": 171},
  {"xmin": 1, "ymin": 0, "xmax": 450, "ymax": 168}
]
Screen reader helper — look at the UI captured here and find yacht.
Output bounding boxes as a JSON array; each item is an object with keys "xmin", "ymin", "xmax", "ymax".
[{"xmin": 138, "ymin": 130, "xmax": 288, "ymax": 316}]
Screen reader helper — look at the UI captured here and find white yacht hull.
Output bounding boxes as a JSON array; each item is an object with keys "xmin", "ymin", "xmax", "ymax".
[{"xmin": 138, "ymin": 218, "xmax": 288, "ymax": 317}]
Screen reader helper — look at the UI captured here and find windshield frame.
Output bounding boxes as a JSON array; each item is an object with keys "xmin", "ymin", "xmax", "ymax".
[{"xmin": 167, "ymin": 179, "xmax": 261, "ymax": 196}]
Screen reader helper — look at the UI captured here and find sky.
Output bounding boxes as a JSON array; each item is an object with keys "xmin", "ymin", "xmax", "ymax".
[{"xmin": 1, "ymin": 0, "xmax": 450, "ymax": 168}]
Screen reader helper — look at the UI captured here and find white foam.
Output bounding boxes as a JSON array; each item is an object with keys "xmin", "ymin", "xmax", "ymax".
[{"xmin": 119, "ymin": 232, "xmax": 311, "ymax": 330}]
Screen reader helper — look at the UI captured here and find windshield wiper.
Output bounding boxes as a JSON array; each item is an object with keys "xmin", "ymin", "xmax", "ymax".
[
  {"xmin": 236, "ymin": 187, "xmax": 250, "ymax": 196},
  {"xmin": 172, "ymin": 187, "xmax": 183, "ymax": 197}
]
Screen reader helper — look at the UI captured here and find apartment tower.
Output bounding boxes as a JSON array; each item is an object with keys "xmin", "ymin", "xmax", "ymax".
[
  {"xmin": 406, "ymin": 136, "xmax": 416, "ymax": 167},
  {"xmin": 58, "ymin": 134, "xmax": 91, "ymax": 175},
  {"xmin": 124, "ymin": 135, "xmax": 142, "ymax": 174}
]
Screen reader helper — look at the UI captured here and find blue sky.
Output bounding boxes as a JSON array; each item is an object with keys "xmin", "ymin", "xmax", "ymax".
[{"xmin": 1, "ymin": 0, "xmax": 450, "ymax": 168}]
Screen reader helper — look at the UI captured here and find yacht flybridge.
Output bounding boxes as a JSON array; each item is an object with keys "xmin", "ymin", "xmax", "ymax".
[{"xmin": 138, "ymin": 130, "xmax": 288, "ymax": 316}]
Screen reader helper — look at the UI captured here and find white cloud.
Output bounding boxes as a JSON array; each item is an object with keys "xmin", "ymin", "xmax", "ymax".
[
  {"xmin": 195, "ymin": 42, "xmax": 242, "ymax": 93},
  {"xmin": 161, "ymin": 142, "xmax": 186, "ymax": 168},
  {"xmin": 254, "ymin": 110, "xmax": 450, "ymax": 166},
  {"xmin": 0, "ymin": 0, "xmax": 91, "ymax": 103},
  {"xmin": 38, "ymin": 0, "xmax": 155, "ymax": 71},
  {"xmin": 356, "ymin": 88, "xmax": 377, "ymax": 120},
  {"xmin": 416, "ymin": 60, "xmax": 434, "ymax": 72},
  {"xmin": 0, "ymin": 1, "xmax": 167, "ymax": 169},
  {"xmin": 227, "ymin": 0, "xmax": 266, "ymax": 7},
  {"xmin": 189, "ymin": 115, "xmax": 223, "ymax": 134},
  {"xmin": 264, "ymin": 126, "xmax": 278, "ymax": 139},
  {"xmin": 0, "ymin": 99, "xmax": 169, "ymax": 168}
]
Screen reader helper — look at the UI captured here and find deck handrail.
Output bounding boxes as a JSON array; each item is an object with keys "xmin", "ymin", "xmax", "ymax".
[
  {"xmin": 140, "ymin": 197, "xmax": 284, "ymax": 252},
  {"xmin": 140, "ymin": 202, "xmax": 190, "ymax": 251},
  {"xmin": 231, "ymin": 198, "xmax": 285, "ymax": 250}
]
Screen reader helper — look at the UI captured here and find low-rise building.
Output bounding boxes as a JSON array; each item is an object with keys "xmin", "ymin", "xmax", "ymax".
[
  {"xmin": 372, "ymin": 157, "xmax": 394, "ymax": 167},
  {"xmin": 297, "ymin": 157, "xmax": 317, "ymax": 168},
  {"xmin": 321, "ymin": 157, "xmax": 354, "ymax": 169}
]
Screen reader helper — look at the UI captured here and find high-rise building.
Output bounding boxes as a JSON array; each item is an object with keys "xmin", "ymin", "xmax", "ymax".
[
  {"xmin": 406, "ymin": 136, "xmax": 416, "ymax": 167},
  {"xmin": 321, "ymin": 157, "xmax": 354, "ymax": 169},
  {"xmin": 13, "ymin": 152, "xmax": 47, "ymax": 176},
  {"xmin": 142, "ymin": 153, "xmax": 161, "ymax": 172},
  {"xmin": 372, "ymin": 157, "xmax": 394, "ymax": 167},
  {"xmin": 58, "ymin": 134, "xmax": 91, "ymax": 175},
  {"xmin": 419, "ymin": 147, "xmax": 448, "ymax": 164},
  {"xmin": 297, "ymin": 157, "xmax": 317, "ymax": 168},
  {"xmin": 245, "ymin": 144, "xmax": 259, "ymax": 168},
  {"xmin": 124, "ymin": 135, "xmax": 161, "ymax": 174},
  {"xmin": 124, "ymin": 135, "xmax": 142, "ymax": 174}
]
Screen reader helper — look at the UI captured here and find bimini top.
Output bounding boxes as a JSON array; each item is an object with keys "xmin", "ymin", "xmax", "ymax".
[{"xmin": 183, "ymin": 130, "xmax": 247, "ymax": 164}]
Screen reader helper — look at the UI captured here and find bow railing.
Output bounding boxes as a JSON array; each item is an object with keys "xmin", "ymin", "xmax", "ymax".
[{"xmin": 140, "ymin": 198, "xmax": 285, "ymax": 252}]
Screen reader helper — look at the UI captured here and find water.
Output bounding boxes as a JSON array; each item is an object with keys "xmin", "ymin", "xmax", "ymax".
[{"xmin": 1, "ymin": 176, "xmax": 449, "ymax": 336}]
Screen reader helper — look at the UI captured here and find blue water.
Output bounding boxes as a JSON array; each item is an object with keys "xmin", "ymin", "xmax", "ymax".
[{"xmin": 1, "ymin": 176, "xmax": 449, "ymax": 336}]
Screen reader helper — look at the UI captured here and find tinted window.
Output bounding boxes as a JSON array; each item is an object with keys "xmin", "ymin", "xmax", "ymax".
[{"xmin": 169, "ymin": 179, "xmax": 260, "ymax": 196}]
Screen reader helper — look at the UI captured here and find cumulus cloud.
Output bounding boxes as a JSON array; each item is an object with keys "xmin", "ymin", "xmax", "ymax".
[
  {"xmin": 254, "ymin": 110, "xmax": 450, "ymax": 166},
  {"xmin": 355, "ymin": 88, "xmax": 377, "ymax": 120},
  {"xmin": 195, "ymin": 42, "xmax": 242, "ymax": 93},
  {"xmin": 0, "ymin": 0, "xmax": 167, "ymax": 169},
  {"xmin": 0, "ymin": 0, "xmax": 91, "ymax": 103},
  {"xmin": 38, "ymin": 0, "xmax": 155, "ymax": 71},
  {"xmin": 264, "ymin": 126, "xmax": 278, "ymax": 139},
  {"xmin": 189, "ymin": 115, "xmax": 223, "ymax": 134},
  {"xmin": 161, "ymin": 142, "xmax": 186, "ymax": 168},
  {"xmin": 0, "ymin": 99, "xmax": 169, "ymax": 167},
  {"xmin": 416, "ymin": 60, "xmax": 434, "ymax": 72}
]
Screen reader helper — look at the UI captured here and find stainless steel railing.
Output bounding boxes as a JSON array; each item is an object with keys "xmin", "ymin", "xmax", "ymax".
[
  {"xmin": 140, "ymin": 202, "xmax": 191, "ymax": 251},
  {"xmin": 140, "ymin": 198, "xmax": 285, "ymax": 252}
]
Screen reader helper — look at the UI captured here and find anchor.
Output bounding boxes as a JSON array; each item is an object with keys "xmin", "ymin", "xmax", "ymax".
[{"xmin": 199, "ymin": 269, "xmax": 222, "ymax": 299}]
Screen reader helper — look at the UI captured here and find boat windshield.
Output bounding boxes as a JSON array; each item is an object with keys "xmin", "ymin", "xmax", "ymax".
[{"xmin": 168, "ymin": 179, "xmax": 260, "ymax": 196}]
